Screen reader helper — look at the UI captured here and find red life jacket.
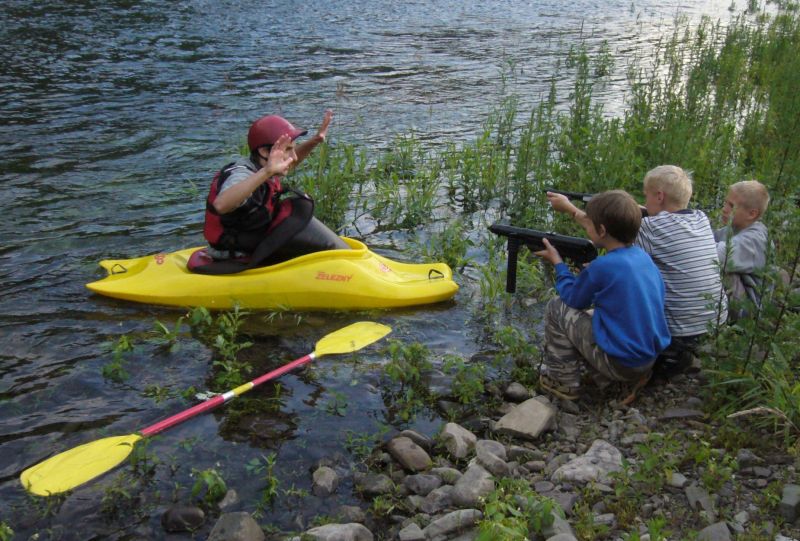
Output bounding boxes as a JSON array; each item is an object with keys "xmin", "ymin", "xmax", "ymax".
[{"xmin": 203, "ymin": 160, "xmax": 289, "ymax": 253}]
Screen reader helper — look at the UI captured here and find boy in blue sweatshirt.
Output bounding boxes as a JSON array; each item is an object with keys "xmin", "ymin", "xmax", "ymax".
[{"xmin": 534, "ymin": 190, "xmax": 671, "ymax": 401}]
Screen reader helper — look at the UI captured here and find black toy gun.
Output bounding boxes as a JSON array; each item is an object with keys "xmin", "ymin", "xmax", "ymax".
[
  {"xmin": 544, "ymin": 187, "xmax": 595, "ymax": 204},
  {"xmin": 489, "ymin": 222, "xmax": 598, "ymax": 293}
]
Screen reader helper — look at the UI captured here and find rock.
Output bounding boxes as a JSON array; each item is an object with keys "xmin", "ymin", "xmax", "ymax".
[
  {"xmin": 780, "ymin": 484, "xmax": 800, "ymax": 522},
  {"xmin": 418, "ymin": 485, "xmax": 454, "ymax": 514},
  {"xmin": 558, "ymin": 412, "xmax": 581, "ymax": 441},
  {"xmin": 504, "ymin": 382, "xmax": 531, "ymax": 402},
  {"xmin": 336, "ymin": 505, "xmax": 366, "ymax": 523},
  {"xmin": 398, "ymin": 430, "xmax": 434, "ymax": 451},
  {"xmin": 546, "ymin": 535, "xmax": 580, "ymax": 541},
  {"xmin": 696, "ymin": 521, "xmax": 731, "ymax": 541},
  {"xmin": 431, "ymin": 466, "xmax": 462, "ymax": 484},
  {"xmin": 542, "ymin": 510, "xmax": 576, "ymax": 539},
  {"xmin": 551, "ymin": 440, "xmax": 623, "ymax": 485},
  {"xmin": 686, "ymin": 485, "xmax": 717, "ymax": 523},
  {"xmin": 475, "ymin": 439, "xmax": 509, "ymax": 477},
  {"xmin": 387, "ymin": 436, "xmax": 432, "ymax": 472},
  {"xmin": 312, "ymin": 466, "xmax": 339, "ymax": 497},
  {"xmin": 668, "ymin": 472, "xmax": 688, "ymax": 488},
  {"xmin": 354, "ymin": 472, "xmax": 394, "ymax": 496},
  {"xmin": 452, "ymin": 463, "xmax": 495, "ymax": 507},
  {"xmin": 422, "ymin": 509, "xmax": 482, "ymax": 539},
  {"xmin": 161, "ymin": 504, "xmax": 205, "ymax": 533},
  {"xmin": 304, "ymin": 523, "xmax": 374, "ymax": 541},
  {"xmin": 207, "ymin": 512, "xmax": 265, "ymax": 541},
  {"xmin": 218, "ymin": 489, "xmax": 240, "ymax": 511},
  {"xmin": 398, "ymin": 522, "xmax": 425, "ymax": 541},
  {"xmin": 736, "ymin": 448, "xmax": 763, "ymax": 468},
  {"xmin": 658, "ymin": 408, "xmax": 705, "ymax": 420},
  {"xmin": 440, "ymin": 423, "xmax": 477, "ymax": 459},
  {"xmin": 404, "ymin": 474, "xmax": 442, "ymax": 496},
  {"xmin": 495, "ymin": 398, "xmax": 556, "ymax": 440}
]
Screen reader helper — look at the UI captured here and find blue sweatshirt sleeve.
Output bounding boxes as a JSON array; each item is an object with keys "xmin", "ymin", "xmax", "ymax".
[{"xmin": 554, "ymin": 262, "xmax": 596, "ymax": 310}]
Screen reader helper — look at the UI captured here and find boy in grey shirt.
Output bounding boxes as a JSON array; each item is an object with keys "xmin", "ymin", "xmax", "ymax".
[{"xmin": 714, "ymin": 180, "xmax": 770, "ymax": 318}]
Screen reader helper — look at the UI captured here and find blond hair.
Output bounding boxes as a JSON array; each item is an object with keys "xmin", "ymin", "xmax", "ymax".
[
  {"xmin": 730, "ymin": 180, "xmax": 770, "ymax": 217},
  {"xmin": 643, "ymin": 165, "xmax": 693, "ymax": 208}
]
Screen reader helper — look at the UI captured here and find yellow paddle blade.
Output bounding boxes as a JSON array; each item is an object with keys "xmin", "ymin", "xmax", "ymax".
[
  {"xmin": 21, "ymin": 434, "xmax": 142, "ymax": 496},
  {"xmin": 314, "ymin": 322, "xmax": 391, "ymax": 357}
]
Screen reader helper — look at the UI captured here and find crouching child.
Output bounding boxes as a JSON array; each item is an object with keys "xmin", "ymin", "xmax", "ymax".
[{"xmin": 534, "ymin": 190, "xmax": 671, "ymax": 402}]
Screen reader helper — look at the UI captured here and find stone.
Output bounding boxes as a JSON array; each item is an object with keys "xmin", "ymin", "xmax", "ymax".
[
  {"xmin": 304, "ymin": 523, "xmax": 374, "ymax": 541},
  {"xmin": 440, "ymin": 423, "xmax": 477, "ymax": 459},
  {"xmin": 551, "ymin": 440, "xmax": 623, "ymax": 485},
  {"xmin": 696, "ymin": 521, "xmax": 731, "ymax": 541},
  {"xmin": 218, "ymin": 489, "xmax": 240, "ymax": 511},
  {"xmin": 398, "ymin": 522, "xmax": 425, "ymax": 541},
  {"xmin": 312, "ymin": 466, "xmax": 339, "ymax": 497},
  {"xmin": 403, "ymin": 473, "xmax": 442, "ymax": 496},
  {"xmin": 354, "ymin": 472, "xmax": 394, "ymax": 496},
  {"xmin": 475, "ymin": 439, "xmax": 509, "ymax": 477},
  {"xmin": 419, "ymin": 485, "xmax": 454, "ymax": 514},
  {"xmin": 431, "ymin": 466, "xmax": 462, "ymax": 484},
  {"xmin": 546, "ymin": 535, "xmax": 579, "ymax": 541},
  {"xmin": 398, "ymin": 429, "xmax": 434, "ymax": 450},
  {"xmin": 452, "ymin": 463, "xmax": 495, "ymax": 507},
  {"xmin": 736, "ymin": 448, "xmax": 763, "ymax": 468},
  {"xmin": 207, "ymin": 512, "xmax": 265, "ymax": 541},
  {"xmin": 422, "ymin": 509, "xmax": 482, "ymax": 539},
  {"xmin": 780, "ymin": 484, "xmax": 800, "ymax": 522},
  {"xmin": 686, "ymin": 485, "xmax": 717, "ymax": 523},
  {"xmin": 161, "ymin": 504, "xmax": 205, "ymax": 533},
  {"xmin": 558, "ymin": 412, "xmax": 581, "ymax": 441},
  {"xmin": 495, "ymin": 398, "xmax": 556, "ymax": 440},
  {"xmin": 336, "ymin": 505, "xmax": 366, "ymax": 523},
  {"xmin": 668, "ymin": 472, "xmax": 688, "ymax": 488},
  {"xmin": 387, "ymin": 436, "xmax": 432, "ymax": 472},
  {"xmin": 504, "ymin": 382, "xmax": 531, "ymax": 402},
  {"xmin": 658, "ymin": 408, "xmax": 705, "ymax": 420},
  {"xmin": 542, "ymin": 510, "xmax": 576, "ymax": 539}
]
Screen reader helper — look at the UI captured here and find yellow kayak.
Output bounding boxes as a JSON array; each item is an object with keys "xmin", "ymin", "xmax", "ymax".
[{"xmin": 86, "ymin": 238, "xmax": 458, "ymax": 310}]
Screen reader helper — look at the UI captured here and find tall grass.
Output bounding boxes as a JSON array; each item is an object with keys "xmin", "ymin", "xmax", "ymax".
[{"xmin": 292, "ymin": 1, "xmax": 800, "ymax": 445}]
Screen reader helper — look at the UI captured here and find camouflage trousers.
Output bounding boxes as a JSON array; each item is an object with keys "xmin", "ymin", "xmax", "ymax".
[{"xmin": 543, "ymin": 297, "xmax": 654, "ymax": 389}]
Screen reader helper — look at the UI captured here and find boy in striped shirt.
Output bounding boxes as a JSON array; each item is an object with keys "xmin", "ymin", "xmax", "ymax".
[{"xmin": 635, "ymin": 166, "xmax": 727, "ymax": 379}]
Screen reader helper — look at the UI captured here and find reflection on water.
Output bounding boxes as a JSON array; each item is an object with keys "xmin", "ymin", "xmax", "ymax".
[{"xmin": 0, "ymin": 0, "xmax": 733, "ymax": 537}]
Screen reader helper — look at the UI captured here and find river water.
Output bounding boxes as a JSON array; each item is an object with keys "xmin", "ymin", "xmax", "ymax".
[{"xmin": 1, "ymin": 1, "xmax": 734, "ymax": 538}]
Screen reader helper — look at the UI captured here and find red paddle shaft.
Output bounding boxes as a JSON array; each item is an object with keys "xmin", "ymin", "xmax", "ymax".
[{"xmin": 140, "ymin": 353, "xmax": 315, "ymax": 437}]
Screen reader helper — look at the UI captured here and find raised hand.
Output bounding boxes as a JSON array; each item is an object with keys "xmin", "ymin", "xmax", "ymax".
[
  {"xmin": 267, "ymin": 134, "xmax": 296, "ymax": 176},
  {"xmin": 546, "ymin": 191, "xmax": 579, "ymax": 215},
  {"xmin": 316, "ymin": 109, "xmax": 334, "ymax": 143}
]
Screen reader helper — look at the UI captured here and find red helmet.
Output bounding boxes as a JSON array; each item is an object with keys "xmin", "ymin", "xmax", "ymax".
[{"xmin": 247, "ymin": 115, "xmax": 307, "ymax": 151}]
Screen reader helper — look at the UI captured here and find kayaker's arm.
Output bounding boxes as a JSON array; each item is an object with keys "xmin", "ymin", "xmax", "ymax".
[
  {"xmin": 213, "ymin": 135, "xmax": 295, "ymax": 215},
  {"xmin": 293, "ymin": 109, "xmax": 333, "ymax": 167}
]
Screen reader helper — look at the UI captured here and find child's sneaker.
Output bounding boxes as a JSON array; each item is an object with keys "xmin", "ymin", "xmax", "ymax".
[{"xmin": 539, "ymin": 374, "xmax": 580, "ymax": 401}]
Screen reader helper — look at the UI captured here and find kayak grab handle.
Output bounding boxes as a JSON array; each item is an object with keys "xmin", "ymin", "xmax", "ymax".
[
  {"xmin": 110, "ymin": 264, "xmax": 128, "ymax": 275},
  {"xmin": 428, "ymin": 268, "xmax": 445, "ymax": 280}
]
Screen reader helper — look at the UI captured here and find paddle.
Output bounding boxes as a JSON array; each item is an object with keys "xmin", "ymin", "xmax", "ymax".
[{"xmin": 21, "ymin": 321, "xmax": 391, "ymax": 496}]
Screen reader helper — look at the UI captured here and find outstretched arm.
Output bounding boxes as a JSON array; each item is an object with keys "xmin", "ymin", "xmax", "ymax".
[
  {"xmin": 546, "ymin": 191, "xmax": 593, "ymax": 233},
  {"xmin": 294, "ymin": 109, "xmax": 333, "ymax": 166}
]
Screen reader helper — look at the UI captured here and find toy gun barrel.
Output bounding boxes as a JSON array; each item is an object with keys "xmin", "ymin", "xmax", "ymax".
[
  {"xmin": 489, "ymin": 223, "xmax": 598, "ymax": 293},
  {"xmin": 544, "ymin": 187, "xmax": 595, "ymax": 204}
]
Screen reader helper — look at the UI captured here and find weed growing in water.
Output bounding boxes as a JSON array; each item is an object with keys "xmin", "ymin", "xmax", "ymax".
[
  {"xmin": 102, "ymin": 334, "xmax": 134, "ymax": 383},
  {"xmin": 246, "ymin": 453, "xmax": 280, "ymax": 513},
  {"xmin": 190, "ymin": 467, "xmax": 227, "ymax": 506},
  {"xmin": 441, "ymin": 354, "xmax": 486, "ymax": 405}
]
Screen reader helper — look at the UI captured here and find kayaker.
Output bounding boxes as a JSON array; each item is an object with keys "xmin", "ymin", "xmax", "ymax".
[{"xmin": 202, "ymin": 109, "xmax": 349, "ymax": 269}]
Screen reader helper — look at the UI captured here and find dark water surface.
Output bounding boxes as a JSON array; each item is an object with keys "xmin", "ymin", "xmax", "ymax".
[{"xmin": 2, "ymin": 0, "xmax": 732, "ymax": 538}]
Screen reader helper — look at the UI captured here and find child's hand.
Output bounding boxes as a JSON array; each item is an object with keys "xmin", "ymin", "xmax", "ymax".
[
  {"xmin": 315, "ymin": 109, "xmax": 334, "ymax": 143},
  {"xmin": 267, "ymin": 134, "xmax": 295, "ymax": 176},
  {"xmin": 546, "ymin": 192, "xmax": 579, "ymax": 215},
  {"xmin": 533, "ymin": 238, "xmax": 564, "ymax": 265}
]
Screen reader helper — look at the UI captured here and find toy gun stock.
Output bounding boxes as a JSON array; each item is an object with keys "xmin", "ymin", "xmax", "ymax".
[
  {"xmin": 544, "ymin": 187, "xmax": 595, "ymax": 204},
  {"xmin": 489, "ymin": 223, "xmax": 598, "ymax": 293}
]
